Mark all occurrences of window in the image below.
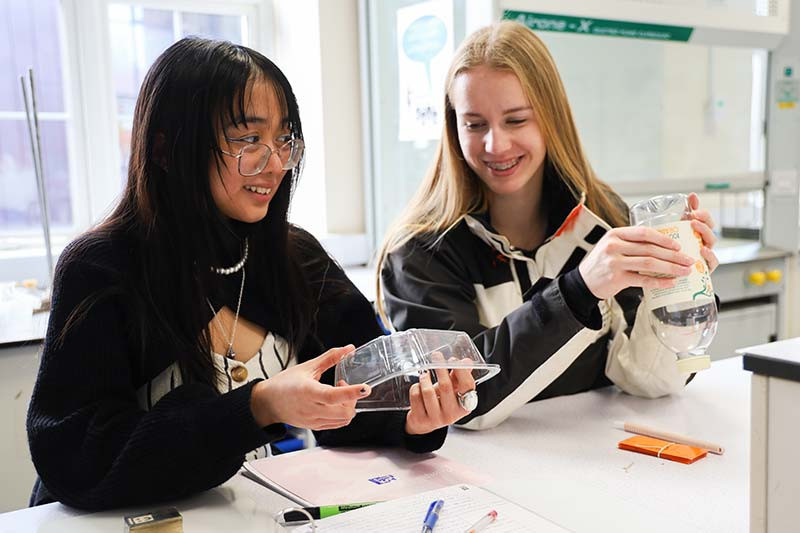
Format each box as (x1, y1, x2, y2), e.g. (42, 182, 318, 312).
(364, 0, 470, 247)
(1, 0, 348, 287)
(0, 0, 262, 257)
(0, 0, 74, 237)
(108, 4, 248, 181)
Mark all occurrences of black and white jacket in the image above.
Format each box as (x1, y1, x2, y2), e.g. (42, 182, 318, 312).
(382, 196, 688, 430)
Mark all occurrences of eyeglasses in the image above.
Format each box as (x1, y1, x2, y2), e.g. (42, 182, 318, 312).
(221, 138, 305, 176)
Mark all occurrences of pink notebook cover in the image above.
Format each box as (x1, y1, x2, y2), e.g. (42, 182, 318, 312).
(242, 447, 492, 506)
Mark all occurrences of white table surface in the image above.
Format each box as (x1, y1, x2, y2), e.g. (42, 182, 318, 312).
(439, 356, 749, 533)
(736, 336, 800, 360)
(0, 472, 295, 533)
(0, 357, 750, 533)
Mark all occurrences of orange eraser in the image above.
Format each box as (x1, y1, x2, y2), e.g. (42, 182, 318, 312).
(618, 435, 707, 464)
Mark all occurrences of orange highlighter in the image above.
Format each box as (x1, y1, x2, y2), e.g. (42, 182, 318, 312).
(464, 510, 497, 533)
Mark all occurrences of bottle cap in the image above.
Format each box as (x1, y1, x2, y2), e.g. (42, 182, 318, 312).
(676, 354, 711, 374)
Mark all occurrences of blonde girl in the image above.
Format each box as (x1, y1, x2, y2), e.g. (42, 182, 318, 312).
(377, 21, 718, 430)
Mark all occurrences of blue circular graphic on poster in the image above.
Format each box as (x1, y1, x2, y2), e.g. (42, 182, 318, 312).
(402, 15, 447, 63)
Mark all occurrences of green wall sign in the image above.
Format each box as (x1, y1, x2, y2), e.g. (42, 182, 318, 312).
(504, 10, 694, 42)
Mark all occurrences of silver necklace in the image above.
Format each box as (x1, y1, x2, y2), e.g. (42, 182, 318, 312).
(207, 265, 246, 359)
(211, 237, 249, 275)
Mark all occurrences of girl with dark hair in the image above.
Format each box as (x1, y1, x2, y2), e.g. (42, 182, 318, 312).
(26, 38, 474, 511)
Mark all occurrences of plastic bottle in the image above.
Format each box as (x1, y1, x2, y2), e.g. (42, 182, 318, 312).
(629, 193, 717, 373)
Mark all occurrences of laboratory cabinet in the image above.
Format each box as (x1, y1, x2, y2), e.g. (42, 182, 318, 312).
(741, 338, 800, 533)
(710, 244, 789, 360)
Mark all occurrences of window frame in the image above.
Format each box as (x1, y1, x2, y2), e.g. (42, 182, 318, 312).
(0, 2, 88, 242)
(2, 0, 372, 284)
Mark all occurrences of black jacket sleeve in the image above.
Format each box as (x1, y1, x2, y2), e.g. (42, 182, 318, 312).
(26, 242, 284, 510)
(382, 238, 606, 430)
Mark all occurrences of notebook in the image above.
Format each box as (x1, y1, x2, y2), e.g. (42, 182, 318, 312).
(241, 447, 491, 506)
(291, 484, 571, 532)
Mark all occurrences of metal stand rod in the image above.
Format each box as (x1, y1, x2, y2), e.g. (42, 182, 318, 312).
(20, 68, 54, 288)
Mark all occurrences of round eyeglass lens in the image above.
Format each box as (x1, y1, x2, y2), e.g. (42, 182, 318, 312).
(238, 140, 304, 176)
(280, 139, 304, 170)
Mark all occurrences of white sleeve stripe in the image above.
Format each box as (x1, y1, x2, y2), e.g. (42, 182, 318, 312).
(461, 326, 600, 430)
(604, 298, 686, 398)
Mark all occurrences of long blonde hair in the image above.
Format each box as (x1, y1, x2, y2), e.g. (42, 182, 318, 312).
(375, 21, 627, 326)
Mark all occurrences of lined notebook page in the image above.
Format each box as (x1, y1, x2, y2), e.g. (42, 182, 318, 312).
(292, 484, 571, 532)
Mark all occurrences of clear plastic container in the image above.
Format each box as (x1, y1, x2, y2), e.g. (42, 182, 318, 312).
(334, 329, 500, 411)
(629, 193, 717, 373)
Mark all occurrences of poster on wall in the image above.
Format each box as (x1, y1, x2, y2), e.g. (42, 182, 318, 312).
(396, 0, 453, 142)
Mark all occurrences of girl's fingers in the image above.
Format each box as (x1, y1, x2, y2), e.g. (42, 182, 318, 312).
(618, 242, 695, 265)
(445, 357, 477, 393)
(688, 192, 717, 229)
(310, 345, 355, 375)
(313, 416, 355, 425)
(451, 366, 476, 393)
(314, 421, 351, 431)
(446, 357, 462, 395)
(450, 358, 476, 393)
(614, 226, 680, 250)
(628, 273, 678, 290)
(431, 365, 459, 412)
(690, 208, 714, 228)
(701, 246, 719, 273)
(408, 383, 424, 415)
(313, 382, 370, 405)
(310, 401, 357, 421)
(622, 256, 693, 277)
(418, 370, 441, 420)
(691, 220, 717, 248)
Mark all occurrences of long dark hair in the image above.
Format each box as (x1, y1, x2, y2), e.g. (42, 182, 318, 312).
(61, 38, 314, 386)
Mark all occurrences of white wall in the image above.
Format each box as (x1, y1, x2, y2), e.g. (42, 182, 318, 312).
(788, 256, 799, 337)
(273, 0, 327, 236)
(662, 46, 755, 179)
(319, 0, 366, 234)
(274, 0, 366, 236)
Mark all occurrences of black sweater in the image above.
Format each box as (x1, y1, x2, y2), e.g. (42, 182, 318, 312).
(27, 227, 445, 510)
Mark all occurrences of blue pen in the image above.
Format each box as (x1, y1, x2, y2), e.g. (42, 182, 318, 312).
(421, 499, 444, 533)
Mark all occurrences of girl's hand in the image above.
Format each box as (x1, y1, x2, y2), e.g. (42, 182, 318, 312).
(578, 226, 696, 300)
(250, 345, 371, 431)
(405, 355, 477, 435)
(688, 192, 720, 273)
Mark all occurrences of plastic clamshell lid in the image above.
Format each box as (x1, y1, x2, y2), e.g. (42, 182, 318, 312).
(334, 329, 500, 411)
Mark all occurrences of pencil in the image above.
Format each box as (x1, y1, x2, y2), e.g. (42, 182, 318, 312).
(613, 421, 724, 455)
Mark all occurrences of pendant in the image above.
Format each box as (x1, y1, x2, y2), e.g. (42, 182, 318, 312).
(231, 366, 248, 383)
(226, 347, 236, 359)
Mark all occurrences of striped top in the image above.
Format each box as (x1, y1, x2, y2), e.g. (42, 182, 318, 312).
(136, 332, 295, 461)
